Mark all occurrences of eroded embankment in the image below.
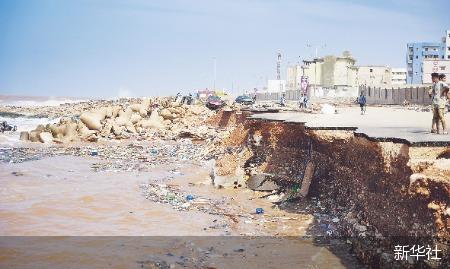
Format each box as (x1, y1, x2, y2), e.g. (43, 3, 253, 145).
(212, 111, 450, 268)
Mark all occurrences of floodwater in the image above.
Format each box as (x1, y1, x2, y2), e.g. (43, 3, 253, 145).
(0, 155, 362, 268)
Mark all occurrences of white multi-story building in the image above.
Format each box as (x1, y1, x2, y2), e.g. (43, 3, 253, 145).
(423, 59, 450, 84)
(391, 68, 407, 85)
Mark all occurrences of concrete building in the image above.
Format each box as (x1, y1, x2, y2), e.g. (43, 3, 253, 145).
(423, 59, 450, 84)
(301, 51, 358, 96)
(357, 66, 392, 87)
(391, 68, 407, 85)
(322, 51, 358, 89)
(286, 65, 302, 91)
(406, 30, 449, 84)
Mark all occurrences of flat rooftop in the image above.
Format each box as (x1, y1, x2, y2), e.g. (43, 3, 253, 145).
(250, 107, 450, 146)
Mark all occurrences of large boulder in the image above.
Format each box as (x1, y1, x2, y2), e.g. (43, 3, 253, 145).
(159, 108, 177, 120)
(139, 110, 164, 129)
(39, 132, 54, 143)
(29, 130, 41, 142)
(115, 108, 133, 126)
(112, 124, 125, 136)
(80, 111, 105, 131)
(130, 113, 142, 124)
(130, 104, 148, 117)
(19, 131, 29, 141)
(77, 121, 98, 141)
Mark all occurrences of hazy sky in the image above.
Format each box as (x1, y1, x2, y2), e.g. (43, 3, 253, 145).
(0, 0, 449, 98)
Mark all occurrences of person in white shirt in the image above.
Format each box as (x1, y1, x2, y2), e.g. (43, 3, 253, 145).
(429, 73, 450, 134)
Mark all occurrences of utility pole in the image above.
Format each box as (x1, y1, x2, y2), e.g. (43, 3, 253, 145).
(277, 52, 281, 80)
(213, 57, 217, 92)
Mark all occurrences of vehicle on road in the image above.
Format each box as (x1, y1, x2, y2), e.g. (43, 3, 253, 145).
(234, 95, 254, 105)
(205, 96, 225, 110)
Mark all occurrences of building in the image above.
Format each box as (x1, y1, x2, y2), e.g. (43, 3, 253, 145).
(286, 65, 302, 91)
(266, 79, 285, 93)
(322, 51, 358, 90)
(446, 30, 450, 60)
(406, 30, 449, 84)
(357, 66, 392, 87)
(423, 59, 450, 84)
(300, 51, 358, 96)
(391, 68, 407, 85)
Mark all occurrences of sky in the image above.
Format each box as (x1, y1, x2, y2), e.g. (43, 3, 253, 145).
(0, 0, 449, 98)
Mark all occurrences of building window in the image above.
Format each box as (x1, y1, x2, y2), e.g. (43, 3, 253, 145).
(425, 47, 429, 51)
(441, 66, 446, 71)
(416, 56, 418, 59)
(370, 68, 373, 72)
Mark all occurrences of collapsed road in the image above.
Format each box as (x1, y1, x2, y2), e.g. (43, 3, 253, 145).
(210, 108, 449, 268)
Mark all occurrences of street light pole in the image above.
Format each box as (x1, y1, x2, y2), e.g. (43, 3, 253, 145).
(213, 57, 217, 92)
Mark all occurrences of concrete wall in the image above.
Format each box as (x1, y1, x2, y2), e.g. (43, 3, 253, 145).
(359, 85, 432, 105)
(255, 90, 303, 102)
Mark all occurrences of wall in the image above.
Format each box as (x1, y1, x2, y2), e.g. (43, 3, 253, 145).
(359, 85, 432, 105)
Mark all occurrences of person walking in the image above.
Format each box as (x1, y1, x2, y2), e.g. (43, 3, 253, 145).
(280, 94, 286, 107)
(299, 94, 305, 108)
(303, 95, 309, 109)
(358, 92, 367, 115)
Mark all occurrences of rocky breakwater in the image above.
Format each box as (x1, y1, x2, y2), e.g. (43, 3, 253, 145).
(20, 98, 216, 144)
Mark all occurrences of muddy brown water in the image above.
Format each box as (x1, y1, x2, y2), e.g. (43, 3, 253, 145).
(0, 155, 362, 268)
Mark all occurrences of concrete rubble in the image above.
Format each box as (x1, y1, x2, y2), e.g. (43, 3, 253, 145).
(13, 97, 217, 144)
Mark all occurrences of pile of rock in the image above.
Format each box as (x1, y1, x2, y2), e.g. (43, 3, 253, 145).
(20, 98, 215, 143)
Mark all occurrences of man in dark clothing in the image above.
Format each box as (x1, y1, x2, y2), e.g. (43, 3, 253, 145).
(358, 92, 367, 115)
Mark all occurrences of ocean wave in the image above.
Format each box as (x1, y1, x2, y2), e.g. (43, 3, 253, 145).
(0, 99, 86, 107)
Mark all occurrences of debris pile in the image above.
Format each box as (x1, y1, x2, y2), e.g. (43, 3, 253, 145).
(19, 98, 216, 143)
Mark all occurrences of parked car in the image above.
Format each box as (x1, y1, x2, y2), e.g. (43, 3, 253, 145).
(205, 96, 225, 110)
(235, 95, 254, 105)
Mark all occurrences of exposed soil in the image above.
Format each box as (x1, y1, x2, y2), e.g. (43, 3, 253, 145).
(210, 111, 450, 268)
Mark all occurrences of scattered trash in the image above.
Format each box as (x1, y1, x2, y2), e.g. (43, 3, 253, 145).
(255, 208, 264, 214)
(90, 149, 98, 156)
(186, 194, 194, 201)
